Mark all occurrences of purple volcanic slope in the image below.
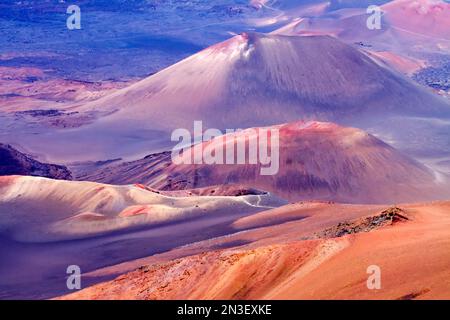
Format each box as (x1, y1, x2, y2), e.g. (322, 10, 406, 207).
(74, 121, 450, 204)
(275, 0, 450, 55)
(82, 32, 450, 131)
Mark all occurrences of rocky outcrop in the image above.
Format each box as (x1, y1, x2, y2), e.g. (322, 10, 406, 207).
(0, 143, 72, 180)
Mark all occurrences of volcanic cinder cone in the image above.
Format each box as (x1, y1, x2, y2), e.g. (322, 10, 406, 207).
(80, 121, 450, 204)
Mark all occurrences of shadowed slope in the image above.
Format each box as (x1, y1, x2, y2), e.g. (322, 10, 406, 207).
(3, 32, 449, 163)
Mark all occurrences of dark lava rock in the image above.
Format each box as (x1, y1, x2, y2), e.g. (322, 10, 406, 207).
(0, 143, 72, 180)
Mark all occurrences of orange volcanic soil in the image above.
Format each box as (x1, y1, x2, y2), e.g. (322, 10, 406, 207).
(61, 201, 450, 300)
